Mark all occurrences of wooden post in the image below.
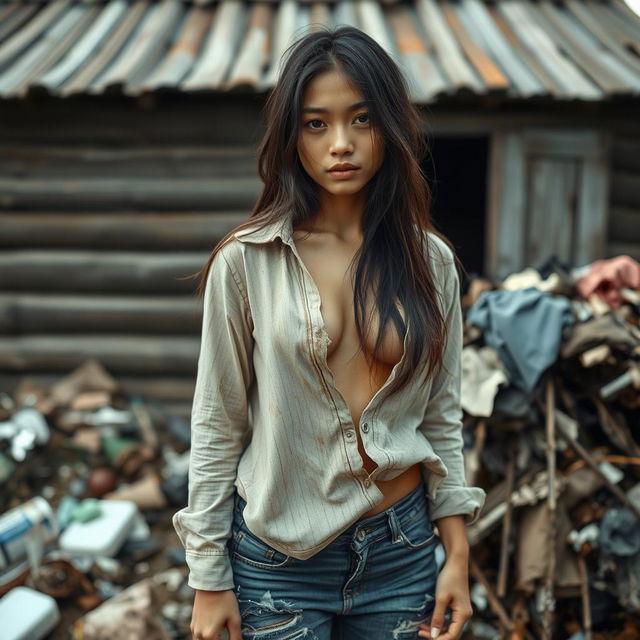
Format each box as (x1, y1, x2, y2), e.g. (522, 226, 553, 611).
(577, 554, 592, 640)
(497, 436, 516, 598)
(542, 374, 556, 638)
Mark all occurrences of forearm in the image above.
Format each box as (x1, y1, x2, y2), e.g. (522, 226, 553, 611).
(434, 513, 469, 561)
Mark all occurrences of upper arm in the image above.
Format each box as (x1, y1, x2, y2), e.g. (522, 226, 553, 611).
(194, 242, 255, 421)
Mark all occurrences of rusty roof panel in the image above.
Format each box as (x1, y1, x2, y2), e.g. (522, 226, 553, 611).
(536, 0, 640, 94)
(0, 4, 41, 43)
(441, 1, 510, 91)
(0, 0, 72, 69)
(183, 0, 244, 90)
(61, 0, 148, 96)
(495, 1, 600, 98)
(457, 0, 545, 96)
(0, 0, 638, 101)
(35, 0, 129, 92)
(0, 3, 100, 96)
(226, 2, 272, 89)
(141, 5, 214, 90)
(416, 0, 483, 93)
(261, 0, 297, 89)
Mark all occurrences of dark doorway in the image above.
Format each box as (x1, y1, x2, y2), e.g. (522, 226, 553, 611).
(422, 136, 489, 279)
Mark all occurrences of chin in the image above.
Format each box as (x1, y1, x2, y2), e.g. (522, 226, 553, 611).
(325, 185, 363, 195)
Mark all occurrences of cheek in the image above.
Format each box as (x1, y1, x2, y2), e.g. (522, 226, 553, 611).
(297, 141, 310, 172)
(298, 139, 322, 173)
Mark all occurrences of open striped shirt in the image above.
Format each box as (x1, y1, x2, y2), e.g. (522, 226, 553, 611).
(172, 216, 486, 591)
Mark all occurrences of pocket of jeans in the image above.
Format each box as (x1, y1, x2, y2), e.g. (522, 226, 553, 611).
(231, 523, 294, 570)
(395, 511, 436, 550)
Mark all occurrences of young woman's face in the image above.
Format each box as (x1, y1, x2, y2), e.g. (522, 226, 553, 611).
(297, 69, 384, 196)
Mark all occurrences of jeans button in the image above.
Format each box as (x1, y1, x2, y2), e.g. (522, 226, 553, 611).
(356, 529, 366, 541)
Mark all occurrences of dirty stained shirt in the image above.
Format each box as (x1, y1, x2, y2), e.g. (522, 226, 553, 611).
(172, 216, 486, 592)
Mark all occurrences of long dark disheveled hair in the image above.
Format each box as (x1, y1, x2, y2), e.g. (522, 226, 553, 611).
(191, 24, 463, 403)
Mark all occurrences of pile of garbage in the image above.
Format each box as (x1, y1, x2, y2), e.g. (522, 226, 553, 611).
(0, 359, 194, 639)
(0, 253, 638, 639)
(460, 254, 640, 639)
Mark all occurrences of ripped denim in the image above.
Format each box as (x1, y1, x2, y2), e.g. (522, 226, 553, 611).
(229, 478, 439, 639)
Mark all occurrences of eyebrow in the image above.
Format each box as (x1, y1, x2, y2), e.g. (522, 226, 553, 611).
(301, 100, 369, 114)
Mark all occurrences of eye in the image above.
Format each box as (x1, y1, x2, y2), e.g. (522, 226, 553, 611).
(304, 119, 324, 130)
(303, 113, 371, 130)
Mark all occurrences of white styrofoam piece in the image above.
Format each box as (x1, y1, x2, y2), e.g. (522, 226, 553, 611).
(0, 586, 60, 640)
(58, 500, 138, 557)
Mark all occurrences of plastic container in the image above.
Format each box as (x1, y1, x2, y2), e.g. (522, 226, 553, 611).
(58, 499, 138, 557)
(0, 497, 58, 570)
(0, 586, 60, 640)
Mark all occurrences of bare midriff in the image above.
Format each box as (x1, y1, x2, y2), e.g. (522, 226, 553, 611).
(292, 225, 423, 518)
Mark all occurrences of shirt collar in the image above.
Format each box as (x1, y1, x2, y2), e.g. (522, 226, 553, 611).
(234, 216, 293, 246)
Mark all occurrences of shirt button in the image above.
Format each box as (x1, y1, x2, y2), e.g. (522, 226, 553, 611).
(345, 430, 355, 439)
(363, 478, 371, 488)
(361, 422, 369, 433)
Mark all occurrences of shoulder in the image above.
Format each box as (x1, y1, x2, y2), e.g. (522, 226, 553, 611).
(202, 238, 251, 301)
(214, 235, 245, 265)
(411, 223, 454, 264)
(416, 228, 460, 305)
(209, 235, 254, 282)
(414, 227, 456, 283)
(423, 230, 455, 268)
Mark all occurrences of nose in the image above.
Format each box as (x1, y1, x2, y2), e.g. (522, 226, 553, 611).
(330, 125, 353, 155)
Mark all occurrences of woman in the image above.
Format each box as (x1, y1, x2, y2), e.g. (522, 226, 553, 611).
(173, 25, 486, 640)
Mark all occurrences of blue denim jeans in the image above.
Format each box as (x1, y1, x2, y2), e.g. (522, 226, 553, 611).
(229, 479, 438, 639)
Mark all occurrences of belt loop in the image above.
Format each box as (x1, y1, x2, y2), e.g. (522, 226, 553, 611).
(387, 509, 402, 544)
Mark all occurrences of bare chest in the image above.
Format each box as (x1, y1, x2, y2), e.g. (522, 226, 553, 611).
(292, 236, 406, 367)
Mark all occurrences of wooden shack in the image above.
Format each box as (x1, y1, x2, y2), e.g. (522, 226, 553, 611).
(1, 0, 639, 416)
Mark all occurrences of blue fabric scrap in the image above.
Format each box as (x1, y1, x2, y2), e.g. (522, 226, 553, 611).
(466, 287, 574, 393)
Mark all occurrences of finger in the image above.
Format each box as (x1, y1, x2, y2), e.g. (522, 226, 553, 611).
(438, 622, 462, 640)
(437, 611, 470, 640)
(429, 598, 448, 638)
(418, 623, 450, 639)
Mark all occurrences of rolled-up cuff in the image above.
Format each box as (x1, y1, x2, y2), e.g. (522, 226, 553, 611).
(429, 486, 486, 525)
(185, 550, 234, 592)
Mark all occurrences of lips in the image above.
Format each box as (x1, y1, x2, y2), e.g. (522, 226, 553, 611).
(328, 164, 360, 172)
(327, 167, 359, 180)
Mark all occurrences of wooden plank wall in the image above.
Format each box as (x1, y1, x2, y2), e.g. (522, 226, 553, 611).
(1, 96, 638, 418)
(607, 132, 640, 261)
(0, 96, 265, 419)
(486, 128, 610, 280)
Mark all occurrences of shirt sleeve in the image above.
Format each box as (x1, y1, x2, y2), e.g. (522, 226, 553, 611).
(419, 257, 486, 525)
(172, 245, 254, 591)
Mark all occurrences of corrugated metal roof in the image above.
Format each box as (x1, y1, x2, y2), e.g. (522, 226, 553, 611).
(0, 0, 638, 101)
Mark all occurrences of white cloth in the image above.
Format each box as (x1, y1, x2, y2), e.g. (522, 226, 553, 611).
(461, 345, 508, 417)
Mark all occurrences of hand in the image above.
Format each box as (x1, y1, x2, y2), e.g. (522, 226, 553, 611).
(191, 589, 242, 640)
(418, 556, 473, 639)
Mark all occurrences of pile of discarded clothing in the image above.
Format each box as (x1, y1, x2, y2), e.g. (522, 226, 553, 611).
(460, 254, 640, 639)
(0, 359, 194, 639)
(0, 253, 638, 640)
